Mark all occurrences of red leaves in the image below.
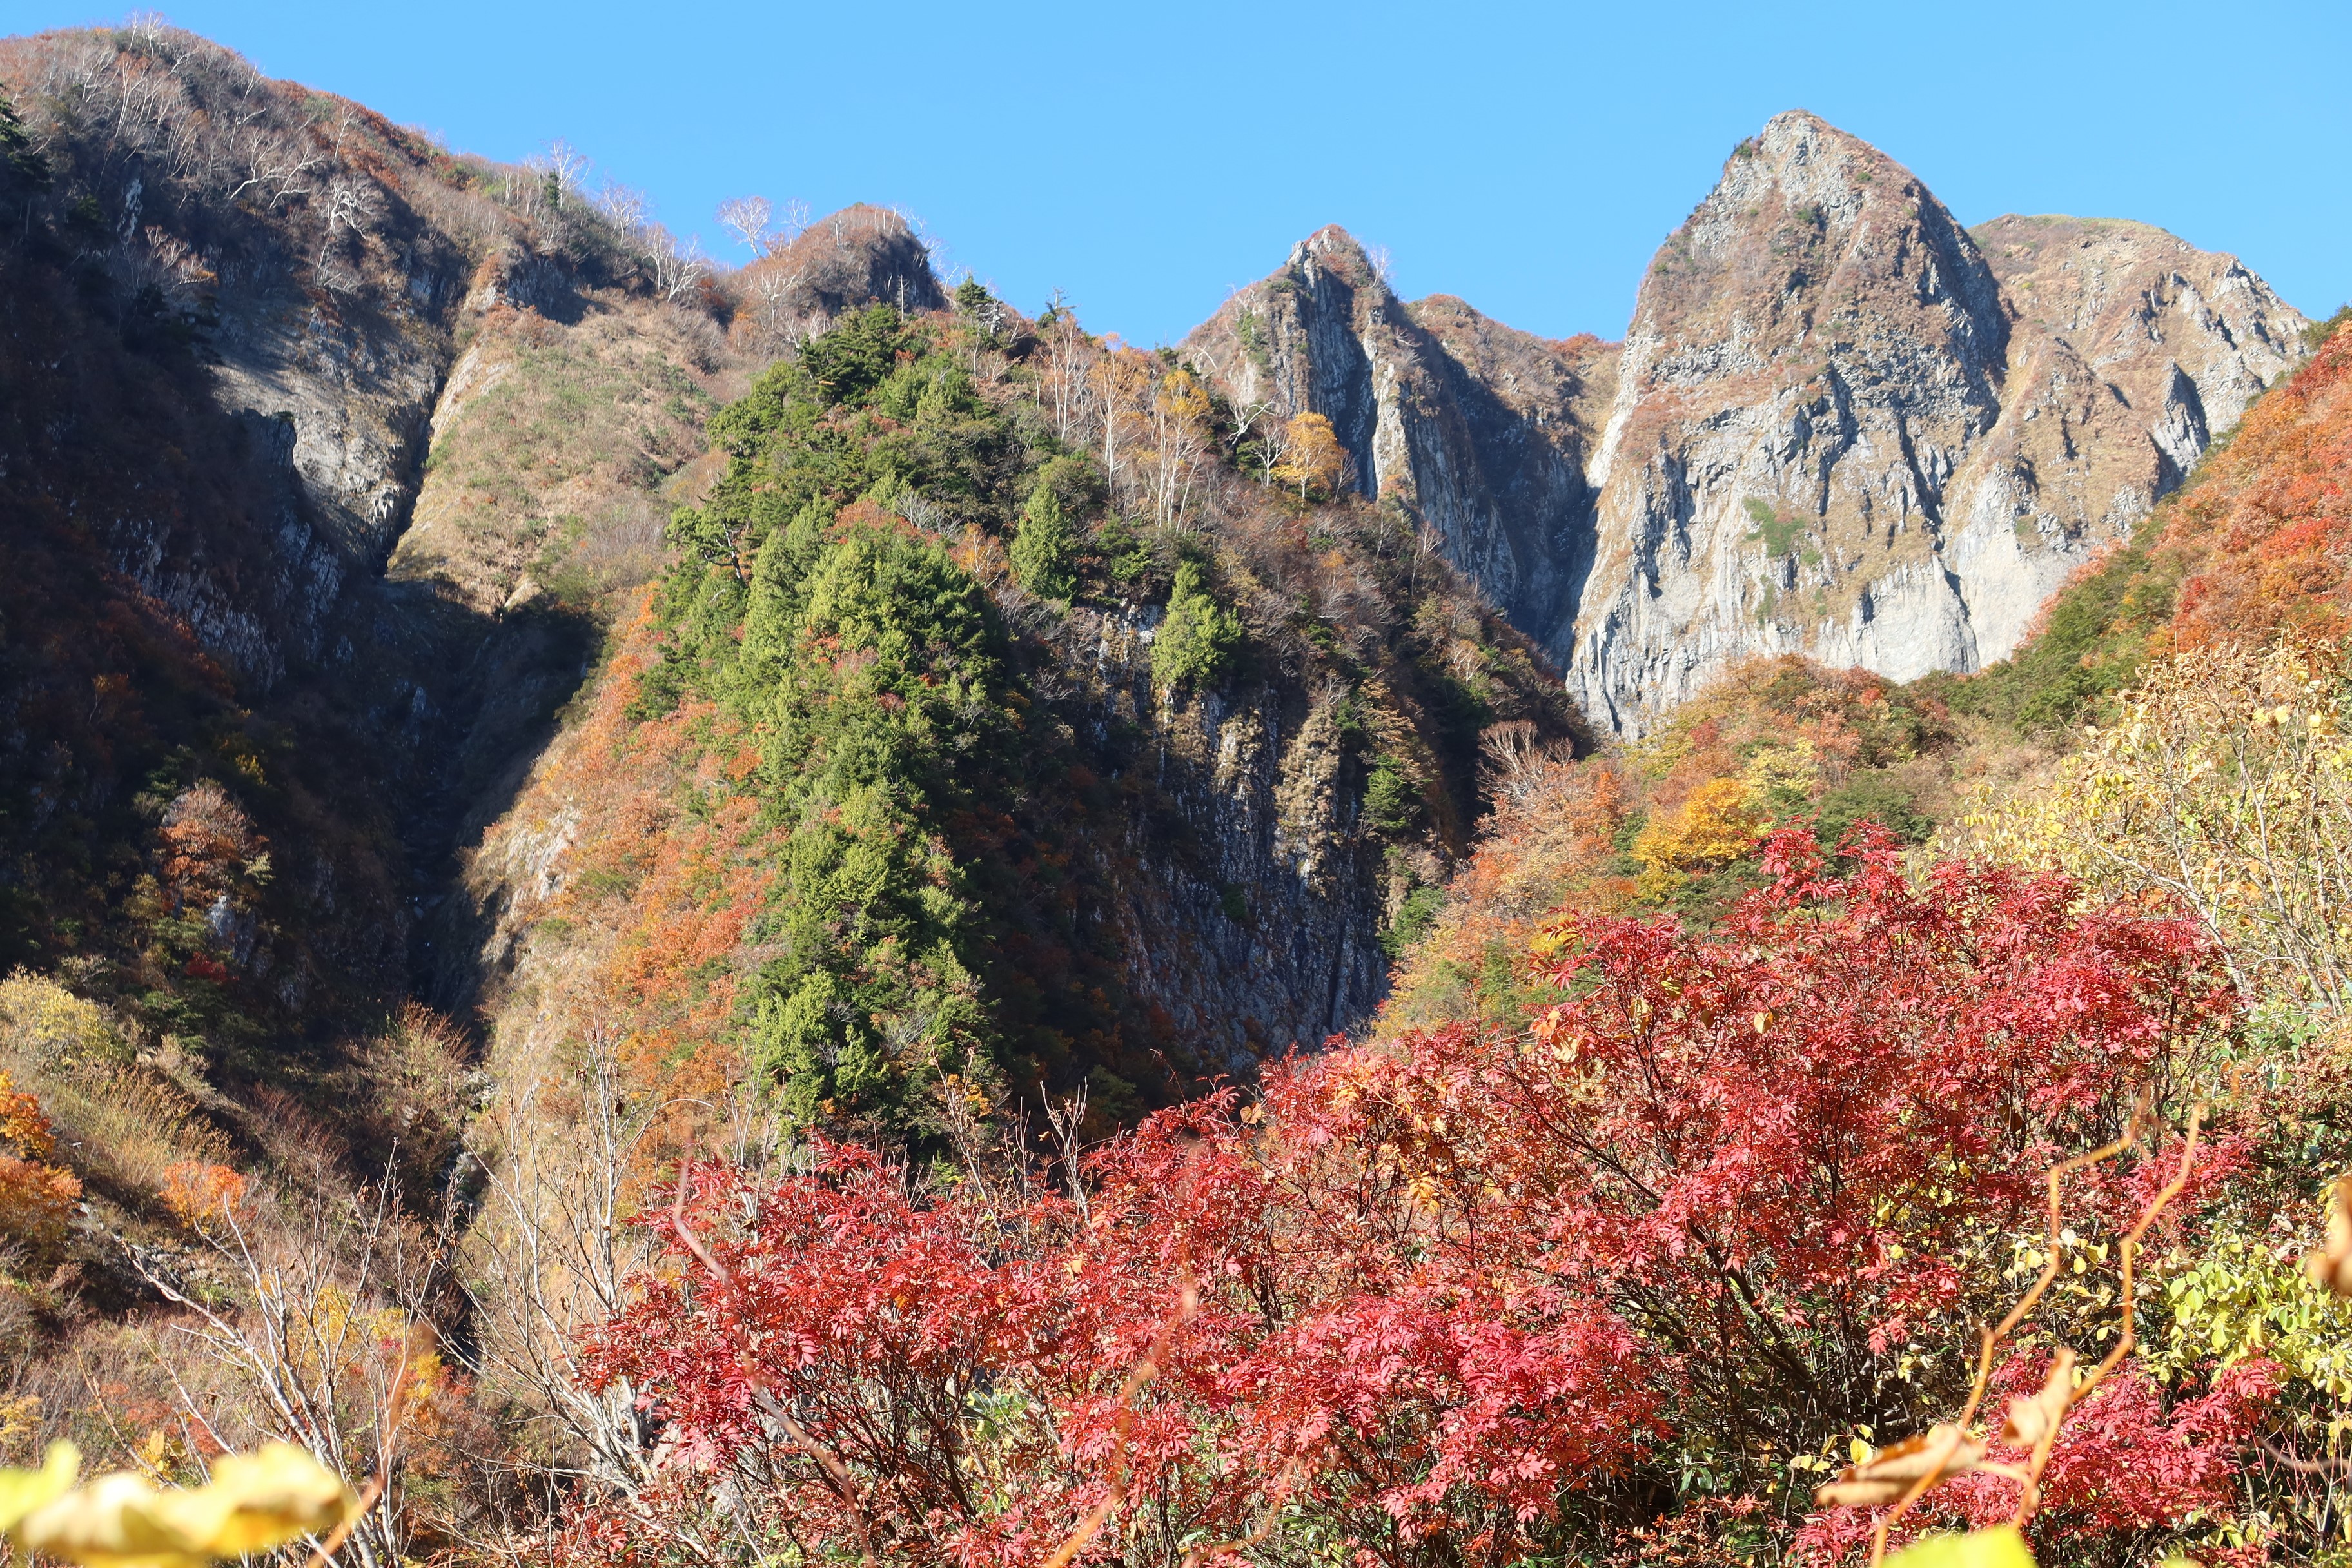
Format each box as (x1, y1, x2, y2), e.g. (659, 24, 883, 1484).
(1797, 1357, 2280, 1562)
(582, 835, 2242, 1562)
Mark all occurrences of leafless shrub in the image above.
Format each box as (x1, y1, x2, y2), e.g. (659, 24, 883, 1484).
(132, 1170, 442, 1568)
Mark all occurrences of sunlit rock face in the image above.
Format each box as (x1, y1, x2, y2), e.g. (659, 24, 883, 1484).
(1191, 112, 2308, 735)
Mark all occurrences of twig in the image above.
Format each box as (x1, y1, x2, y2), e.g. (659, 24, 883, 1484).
(1861, 1106, 2206, 1567)
(1180, 1456, 1307, 1567)
(1043, 1272, 1202, 1568)
(667, 1162, 881, 1568)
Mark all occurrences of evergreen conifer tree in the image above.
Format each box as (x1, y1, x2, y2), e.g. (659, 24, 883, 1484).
(1010, 478, 1079, 600)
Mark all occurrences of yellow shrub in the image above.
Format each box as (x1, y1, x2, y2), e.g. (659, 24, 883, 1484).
(1959, 638, 2352, 1011)
(0, 974, 123, 1074)
(1633, 776, 1767, 896)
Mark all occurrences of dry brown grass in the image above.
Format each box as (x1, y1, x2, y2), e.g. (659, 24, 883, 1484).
(0, 972, 230, 1209)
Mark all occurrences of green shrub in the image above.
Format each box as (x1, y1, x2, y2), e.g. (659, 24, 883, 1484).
(1813, 772, 1932, 848)
(1362, 757, 1420, 835)
(1380, 883, 1443, 959)
(2304, 304, 2351, 353)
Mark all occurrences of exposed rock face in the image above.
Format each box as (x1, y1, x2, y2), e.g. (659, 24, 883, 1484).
(1184, 230, 1615, 654)
(1188, 113, 2308, 734)
(1050, 607, 1392, 1061)
(1570, 116, 2307, 730)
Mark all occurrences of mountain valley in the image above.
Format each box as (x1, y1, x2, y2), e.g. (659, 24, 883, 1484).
(0, 18, 2345, 1567)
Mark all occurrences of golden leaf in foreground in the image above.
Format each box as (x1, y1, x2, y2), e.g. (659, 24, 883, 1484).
(2304, 1173, 2352, 1296)
(0, 1440, 79, 1533)
(1883, 1524, 2035, 1568)
(1815, 1424, 1986, 1509)
(14, 1440, 357, 1568)
(1999, 1347, 2077, 1451)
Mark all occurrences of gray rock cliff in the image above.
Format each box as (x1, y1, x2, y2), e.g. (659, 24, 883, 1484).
(1187, 113, 2309, 735)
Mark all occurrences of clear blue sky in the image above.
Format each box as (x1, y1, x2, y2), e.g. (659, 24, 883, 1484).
(21, 1, 2352, 344)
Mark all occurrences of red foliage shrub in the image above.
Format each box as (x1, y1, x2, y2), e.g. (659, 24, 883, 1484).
(1796, 1357, 2278, 1563)
(581, 830, 2247, 1563)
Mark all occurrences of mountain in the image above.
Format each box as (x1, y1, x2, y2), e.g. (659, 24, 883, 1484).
(0, 23, 985, 1157)
(1188, 112, 2308, 732)
(4, 21, 2351, 1562)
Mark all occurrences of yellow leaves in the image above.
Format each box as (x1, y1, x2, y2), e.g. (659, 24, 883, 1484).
(1814, 1424, 1986, 1510)
(11, 1441, 356, 1568)
(1155, 369, 1211, 427)
(1740, 738, 1820, 803)
(1527, 922, 1571, 962)
(1952, 637, 2352, 1009)
(1632, 776, 1767, 888)
(1269, 413, 1348, 499)
(0, 1442, 78, 1534)
(1883, 1525, 2035, 1568)
(2304, 1173, 2352, 1297)
(0, 969, 124, 1070)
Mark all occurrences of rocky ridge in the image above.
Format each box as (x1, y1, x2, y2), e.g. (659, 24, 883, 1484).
(1188, 112, 2309, 733)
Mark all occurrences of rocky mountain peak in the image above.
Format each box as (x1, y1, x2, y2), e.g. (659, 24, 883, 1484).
(1620, 109, 2006, 406)
(1285, 224, 1386, 288)
(1181, 112, 2309, 736)
(1571, 113, 2305, 730)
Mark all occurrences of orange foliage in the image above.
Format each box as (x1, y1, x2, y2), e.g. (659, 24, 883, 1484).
(161, 1161, 250, 1228)
(2165, 324, 2352, 650)
(484, 595, 780, 1171)
(0, 1073, 57, 1164)
(1382, 657, 1955, 1036)
(157, 779, 264, 914)
(1379, 752, 1634, 1034)
(0, 1073, 79, 1249)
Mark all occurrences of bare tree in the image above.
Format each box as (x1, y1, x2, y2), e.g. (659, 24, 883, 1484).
(776, 197, 810, 246)
(1040, 300, 1099, 446)
(647, 225, 709, 304)
(452, 1028, 665, 1502)
(224, 117, 322, 209)
(715, 194, 772, 256)
(748, 264, 820, 355)
(594, 181, 651, 244)
(132, 1175, 436, 1568)
(539, 139, 591, 204)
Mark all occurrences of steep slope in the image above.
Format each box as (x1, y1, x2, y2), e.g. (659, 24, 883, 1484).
(733, 203, 946, 350)
(0, 24, 926, 1170)
(1948, 309, 2352, 728)
(0, 24, 500, 1044)
(1184, 230, 1616, 650)
(1384, 311, 2352, 1042)
(1190, 113, 2307, 736)
(462, 299, 1578, 1145)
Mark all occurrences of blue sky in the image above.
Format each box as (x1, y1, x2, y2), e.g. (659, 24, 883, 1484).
(21, 1, 2352, 344)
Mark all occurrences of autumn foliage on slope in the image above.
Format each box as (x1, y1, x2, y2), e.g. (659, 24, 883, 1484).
(2164, 320, 2352, 652)
(1957, 317, 2352, 730)
(580, 831, 2261, 1565)
(1383, 660, 1959, 1034)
